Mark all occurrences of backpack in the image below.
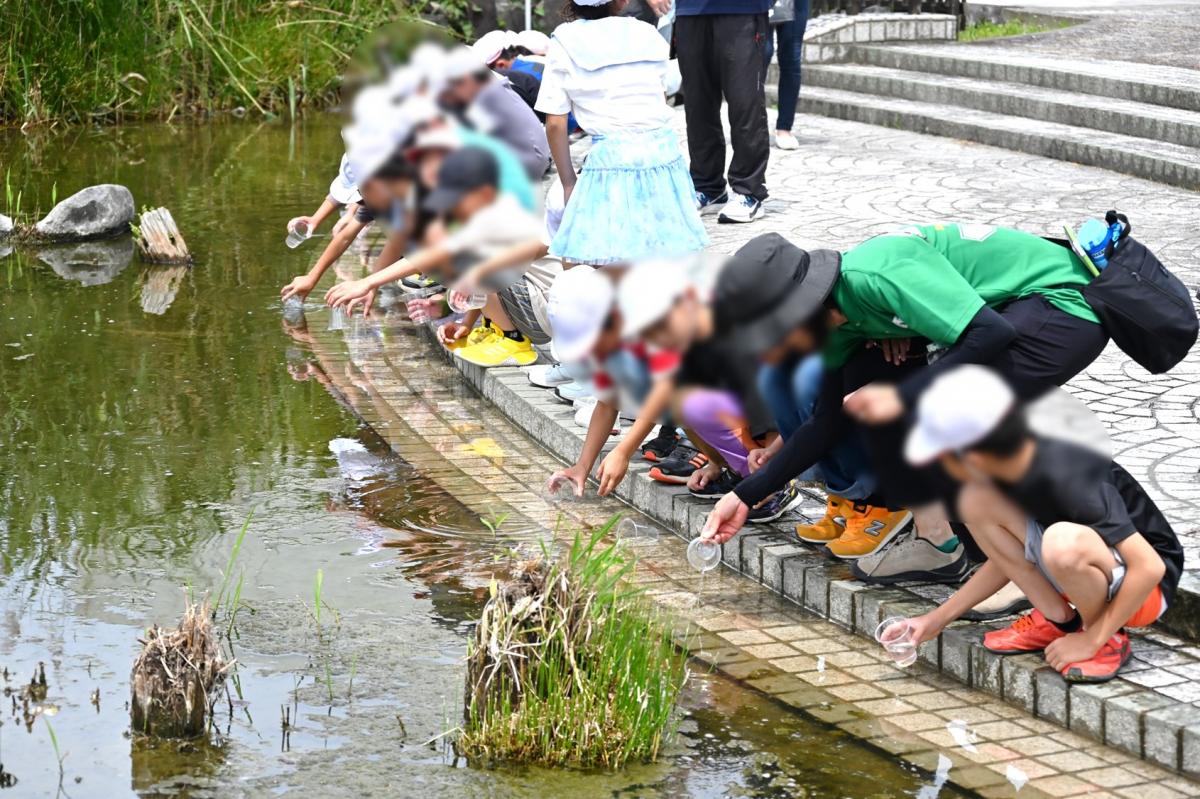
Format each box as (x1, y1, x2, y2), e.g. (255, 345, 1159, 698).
(1055, 212, 1198, 374)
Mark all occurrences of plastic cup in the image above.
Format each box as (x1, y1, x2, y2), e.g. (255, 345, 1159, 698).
(285, 220, 311, 249)
(446, 289, 488, 314)
(405, 287, 443, 324)
(616, 518, 660, 543)
(874, 616, 918, 668)
(328, 306, 347, 331)
(687, 537, 721, 573)
(543, 473, 582, 503)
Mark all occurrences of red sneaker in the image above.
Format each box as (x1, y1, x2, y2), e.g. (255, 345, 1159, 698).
(1062, 631, 1132, 684)
(982, 610, 1067, 654)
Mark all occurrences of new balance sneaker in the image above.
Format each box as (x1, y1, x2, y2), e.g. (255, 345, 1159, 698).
(401, 273, 444, 292)
(553, 381, 592, 404)
(1062, 631, 1131, 683)
(446, 320, 499, 351)
(849, 529, 971, 585)
(747, 481, 805, 524)
(717, 192, 764, 224)
(694, 189, 729, 216)
(641, 426, 681, 462)
(982, 610, 1066, 655)
(825, 504, 912, 560)
(527, 362, 575, 388)
(963, 582, 1032, 623)
(796, 494, 848, 543)
(689, 469, 741, 500)
(649, 445, 709, 485)
(454, 333, 538, 368)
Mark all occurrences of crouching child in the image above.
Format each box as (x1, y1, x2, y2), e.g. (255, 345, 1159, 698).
(898, 365, 1183, 682)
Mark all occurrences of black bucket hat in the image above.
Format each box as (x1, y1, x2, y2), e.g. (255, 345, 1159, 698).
(714, 233, 841, 356)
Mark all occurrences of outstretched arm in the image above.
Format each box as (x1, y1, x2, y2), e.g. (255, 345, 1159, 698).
(282, 215, 366, 301)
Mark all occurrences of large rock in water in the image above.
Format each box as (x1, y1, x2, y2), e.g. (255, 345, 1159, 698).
(34, 184, 134, 241)
(0, 213, 12, 238)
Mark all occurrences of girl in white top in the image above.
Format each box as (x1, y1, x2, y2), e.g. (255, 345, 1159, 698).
(535, 0, 707, 266)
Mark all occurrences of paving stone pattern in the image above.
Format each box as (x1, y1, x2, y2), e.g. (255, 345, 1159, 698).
(303, 304, 1200, 798)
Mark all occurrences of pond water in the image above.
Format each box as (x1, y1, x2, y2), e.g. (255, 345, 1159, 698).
(0, 120, 964, 798)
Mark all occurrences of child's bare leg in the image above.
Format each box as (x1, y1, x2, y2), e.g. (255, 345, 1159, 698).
(483, 294, 515, 332)
(1040, 523, 1117, 624)
(958, 482, 1073, 622)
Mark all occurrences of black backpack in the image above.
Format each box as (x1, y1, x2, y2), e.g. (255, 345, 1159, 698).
(1055, 212, 1198, 374)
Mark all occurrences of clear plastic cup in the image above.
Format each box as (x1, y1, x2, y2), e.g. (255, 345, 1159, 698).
(328, 306, 347, 331)
(687, 537, 721, 573)
(543, 473, 582, 503)
(285, 220, 311, 249)
(446, 289, 488, 314)
(405, 287, 443, 324)
(616, 518, 660, 543)
(874, 616, 918, 668)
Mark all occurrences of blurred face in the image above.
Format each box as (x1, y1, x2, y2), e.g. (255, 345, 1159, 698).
(360, 176, 410, 212)
(643, 292, 700, 352)
(591, 311, 622, 359)
(450, 185, 497, 221)
(418, 150, 447, 189)
(446, 75, 483, 107)
(761, 327, 818, 366)
(939, 451, 1000, 484)
(491, 56, 514, 71)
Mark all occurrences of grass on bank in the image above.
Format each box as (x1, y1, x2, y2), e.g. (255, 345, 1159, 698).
(958, 18, 1073, 42)
(0, 1, 452, 127)
(459, 521, 687, 769)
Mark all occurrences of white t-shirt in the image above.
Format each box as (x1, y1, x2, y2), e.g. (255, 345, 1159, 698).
(535, 17, 675, 136)
(442, 194, 556, 289)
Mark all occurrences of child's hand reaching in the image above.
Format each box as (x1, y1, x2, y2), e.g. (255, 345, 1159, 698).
(281, 274, 318, 302)
(438, 321, 470, 347)
(325, 278, 376, 315)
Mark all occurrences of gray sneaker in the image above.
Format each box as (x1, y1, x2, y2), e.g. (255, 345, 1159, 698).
(850, 530, 970, 585)
(962, 581, 1032, 622)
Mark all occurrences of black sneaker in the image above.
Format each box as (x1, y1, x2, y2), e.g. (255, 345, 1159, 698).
(648, 445, 709, 485)
(747, 481, 805, 524)
(641, 426, 681, 462)
(689, 469, 741, 500)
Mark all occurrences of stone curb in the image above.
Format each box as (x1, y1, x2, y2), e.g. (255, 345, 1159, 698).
(436, 344, 1200, 777)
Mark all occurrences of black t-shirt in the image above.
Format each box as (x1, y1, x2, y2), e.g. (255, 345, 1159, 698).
(676, 338, 776, 442)
(999, 437, 1183, 605)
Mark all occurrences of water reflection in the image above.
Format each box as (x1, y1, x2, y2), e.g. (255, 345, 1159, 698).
(139, 264, 190, 315)
(37, 236, 134, 286)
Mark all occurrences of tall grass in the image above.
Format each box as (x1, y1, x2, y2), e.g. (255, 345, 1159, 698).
(0, 1, 433, 126)
(459, 522, 687, 768)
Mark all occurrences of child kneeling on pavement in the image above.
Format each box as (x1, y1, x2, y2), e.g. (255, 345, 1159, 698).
(899, 365, 1182, 682)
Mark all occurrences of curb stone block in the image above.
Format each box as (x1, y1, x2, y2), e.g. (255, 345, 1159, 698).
(940, 625, 976, 683)
(803, 565, 834, 616)
(1182, 724, 1200, 778)
(1069, 681, 1137, 741)
(829, 579, 869, 629)
(761, 543, 808, 593)
(1035, 667, 1070, 727)
(781, 556, 812, 605)
(854, 587, 913, 637)
(1143, 703, 1199, 770)
(969, 643, 1005, 696)
(1105, 691, 1177, 757)
(740, 532, 784, 581)
(1000, 655, 1042, 715)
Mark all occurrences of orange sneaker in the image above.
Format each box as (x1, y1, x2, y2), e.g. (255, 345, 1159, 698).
(983, 609, 1066, 655)
(1062, 631, 1131, 683)
(825, 504, 911, 560)
(796, 494, 848, 543)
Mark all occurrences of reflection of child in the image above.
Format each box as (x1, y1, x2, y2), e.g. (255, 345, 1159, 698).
(537, 1, 707, 265)
(900, 367, 1183, 684)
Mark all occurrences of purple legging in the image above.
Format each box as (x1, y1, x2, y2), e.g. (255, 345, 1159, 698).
(680, 388, 759, 478)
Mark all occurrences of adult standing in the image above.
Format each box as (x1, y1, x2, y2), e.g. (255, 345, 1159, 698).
(764, 0, 810, 150)
(668, 0, 771, 224)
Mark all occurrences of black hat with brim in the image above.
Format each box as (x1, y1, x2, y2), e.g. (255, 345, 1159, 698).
(422, 145, 499, 215)
(714, 233, 841, 356)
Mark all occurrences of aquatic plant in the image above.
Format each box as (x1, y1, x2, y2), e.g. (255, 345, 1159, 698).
(459, 522, 687, 769)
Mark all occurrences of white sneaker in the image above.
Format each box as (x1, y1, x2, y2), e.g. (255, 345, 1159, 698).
(526, 362, 574, 388)
(774, 131, 800, 150)
(717, 192, 764, 224)
(573, 397, 619, 434)
(553, 381, 592, 404)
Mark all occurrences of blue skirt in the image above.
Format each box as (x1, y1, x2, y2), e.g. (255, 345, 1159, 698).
(550, 128, 708, 266)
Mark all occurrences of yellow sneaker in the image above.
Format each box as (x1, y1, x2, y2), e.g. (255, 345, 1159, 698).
(825, 503, 912, 560)
(796, 494, 848, 543)
(446, 321, 499, 351)
(455, 331, 538, 367)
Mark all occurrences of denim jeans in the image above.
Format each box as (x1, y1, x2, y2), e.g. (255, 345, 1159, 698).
(762, 1, 810, 133)
(757, 354, 875, 501)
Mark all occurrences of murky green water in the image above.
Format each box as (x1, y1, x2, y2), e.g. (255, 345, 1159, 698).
(0, 121, 961, 797)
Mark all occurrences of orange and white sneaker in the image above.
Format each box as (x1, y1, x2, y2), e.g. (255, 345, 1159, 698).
(824, 504, 912, 560)
(983, 609, 1066, 654)
(1061, 631, 1131, 683)
(796, 494, 848, 543)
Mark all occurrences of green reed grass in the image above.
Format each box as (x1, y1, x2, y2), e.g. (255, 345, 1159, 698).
(459, 521, 687, 769)
(958, 18, 1072, 42)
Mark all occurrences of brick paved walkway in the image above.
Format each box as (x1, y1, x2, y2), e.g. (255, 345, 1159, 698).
(703, 110, 1200, 574)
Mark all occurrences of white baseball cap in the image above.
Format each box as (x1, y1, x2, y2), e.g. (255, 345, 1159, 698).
(444, 45, 487, 82)
(616, 258, 692, 341)
(904, 365, 1016, 466)
(387, 65, 420, 102)
(515, 30, 550, 55)
(547, 267, 615, 363)
(345, 129, 401, 190)
(473, 30, 517, 66)
(329, 153, 362, 205)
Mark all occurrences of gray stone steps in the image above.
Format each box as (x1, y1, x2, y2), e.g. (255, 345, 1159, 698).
(852, 43, 1200, 113)
(795, 85, 1200, 190)
(804, 63, 1200, 149)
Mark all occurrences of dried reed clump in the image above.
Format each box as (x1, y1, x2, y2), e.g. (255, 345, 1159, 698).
(130, 598, 231, 738)
(460, 524, 687, 769)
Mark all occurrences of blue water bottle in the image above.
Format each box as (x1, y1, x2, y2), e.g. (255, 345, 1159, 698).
(1077, 218, 1114, 269)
